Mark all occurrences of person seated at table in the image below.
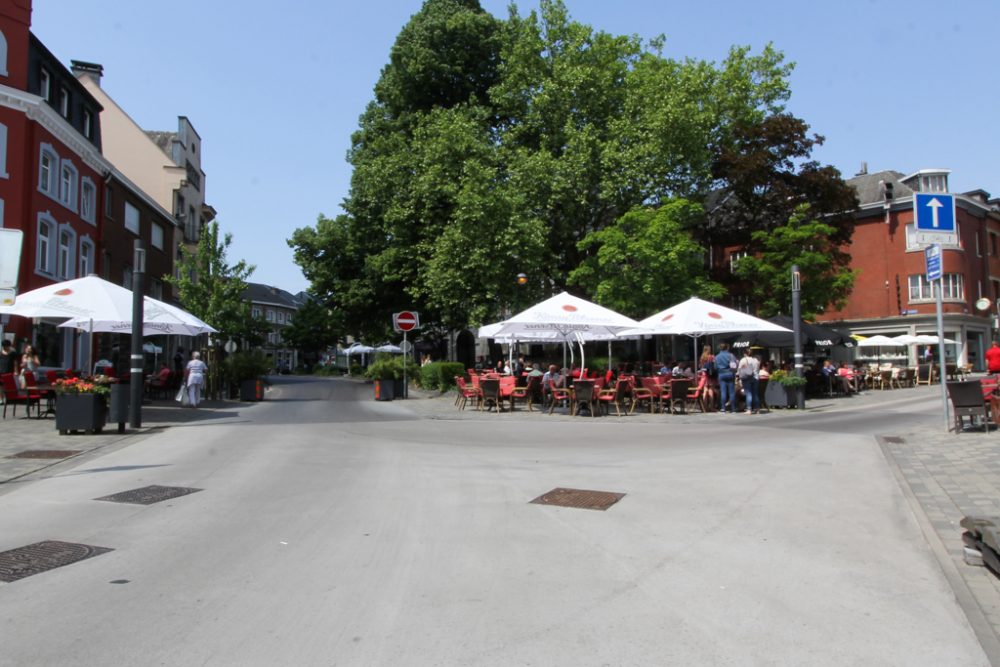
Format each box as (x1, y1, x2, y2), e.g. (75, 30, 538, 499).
(147, 362, 172, 394)
(570, 366, 582, 381)
(837, 362, 859, 394)
(673, 362, 695, 379)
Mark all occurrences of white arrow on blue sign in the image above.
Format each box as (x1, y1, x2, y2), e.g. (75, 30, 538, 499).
(925, 243, 942, 281)
(914, 193, 956, 232)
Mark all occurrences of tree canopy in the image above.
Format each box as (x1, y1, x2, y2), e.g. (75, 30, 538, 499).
(167, 221, 264, 346)
(289, 0, 855, 340)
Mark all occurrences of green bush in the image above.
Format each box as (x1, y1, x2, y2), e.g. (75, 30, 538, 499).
(364, 353, 419, 382)
(769, 369, 807, 388)
(419, 361, 465, 392)
(222, 350, 272, 386)
(314, 364, 340, 376)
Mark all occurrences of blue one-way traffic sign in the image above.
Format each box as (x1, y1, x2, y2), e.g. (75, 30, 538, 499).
(915, 193, 956, 232)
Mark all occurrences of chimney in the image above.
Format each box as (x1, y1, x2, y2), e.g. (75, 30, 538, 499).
(70, 60, 103, 87)
(857, 161, 868, 176)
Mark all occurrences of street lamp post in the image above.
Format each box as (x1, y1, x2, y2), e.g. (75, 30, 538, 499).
(791, 265, 805, 409)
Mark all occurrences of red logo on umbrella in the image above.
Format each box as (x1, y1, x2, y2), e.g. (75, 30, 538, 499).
(55, 289, 73, 296)
(661, 314, 674, 322)
(562, 305, 577, 312)
(708, 312, 722, 319)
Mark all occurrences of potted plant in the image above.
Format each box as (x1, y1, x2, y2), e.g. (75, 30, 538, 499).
(365, 354, 419, 400)
(764, 370, 807, 409)
(53, 375, 113, 434)
(223, 350, 272, 401)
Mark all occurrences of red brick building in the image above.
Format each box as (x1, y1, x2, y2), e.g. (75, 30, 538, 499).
(819, 168, 1000, 370)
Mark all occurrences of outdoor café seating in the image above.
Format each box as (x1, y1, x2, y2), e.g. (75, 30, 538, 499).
(598, 378, 630, 416)
(1, 372, 42, 419)
(547, 380, 572, 415)
(571, 380, 599, 417)
(947, 380, 992, 432)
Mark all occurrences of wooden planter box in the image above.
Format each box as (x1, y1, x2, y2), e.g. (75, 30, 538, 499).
(56, 393, 107, 434)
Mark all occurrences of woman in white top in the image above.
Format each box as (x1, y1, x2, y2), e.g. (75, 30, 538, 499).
(184, 351, 208, 408)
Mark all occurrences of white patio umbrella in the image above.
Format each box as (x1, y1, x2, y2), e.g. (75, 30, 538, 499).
(0, 275, 216, 371)
(374, 343, 403, 354)
(856, 334, 905, 363)
(623, 297, 790, 359)
(345, 343, 375, 374)
(913, 334, 958, 345)
(480, 292, 642, 373)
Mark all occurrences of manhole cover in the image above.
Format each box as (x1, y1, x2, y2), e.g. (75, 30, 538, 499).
(8, 450, 82, 459)
(883, 436, 905, 444)
(530, 487, 625, 511)
(95, 485, 202, 505)
(0, 540, 113, 582)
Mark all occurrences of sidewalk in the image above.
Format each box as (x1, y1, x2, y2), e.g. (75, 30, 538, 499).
(0, 395, 244, 486)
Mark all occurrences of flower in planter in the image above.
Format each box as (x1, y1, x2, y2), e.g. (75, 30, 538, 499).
(53, 375, 118, 397)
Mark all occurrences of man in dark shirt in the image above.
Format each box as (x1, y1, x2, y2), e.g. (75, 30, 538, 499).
(0, 339, 16, 375)
(173, 347, 185, 376)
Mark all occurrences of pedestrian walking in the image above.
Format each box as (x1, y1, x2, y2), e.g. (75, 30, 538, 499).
(184, 351, 208, 408)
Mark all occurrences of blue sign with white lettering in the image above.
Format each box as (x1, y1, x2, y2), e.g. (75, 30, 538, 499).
(915, 193, 956, 232)
(925, 243, 942, 281)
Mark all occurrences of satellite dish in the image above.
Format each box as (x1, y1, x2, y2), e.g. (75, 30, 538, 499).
(976, 297, 992, 312)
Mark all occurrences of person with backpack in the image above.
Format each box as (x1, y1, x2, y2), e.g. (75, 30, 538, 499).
(714, 343, 737, 414)
(737, 347, 761, 414)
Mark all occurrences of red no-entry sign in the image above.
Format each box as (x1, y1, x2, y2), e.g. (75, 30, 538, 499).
(394, 311, 419, 332)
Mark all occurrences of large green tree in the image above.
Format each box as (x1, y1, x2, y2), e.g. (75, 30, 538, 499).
(167, 221, 264, 346)
(289, 0, 843, 338)
(733, 205, 857, 319)
(569, 201, 723, 319)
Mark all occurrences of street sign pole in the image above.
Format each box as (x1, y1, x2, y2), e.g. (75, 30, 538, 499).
(925, 243, 948, 431)
(935, 284, 948, 432)
(402, 330, 408, 399)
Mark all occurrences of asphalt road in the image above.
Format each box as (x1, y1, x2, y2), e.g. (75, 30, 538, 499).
(0, 376, 987, 666)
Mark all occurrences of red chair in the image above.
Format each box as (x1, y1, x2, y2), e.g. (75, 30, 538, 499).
(1, 373, 41, 419)
(598, 379, 631, 417)
(455, 376, 482, 411)
(547, 380, 572, 414)
(510, 375, 541, 412)
(634, 377, 663, 413)
(686, 374, 709, 413)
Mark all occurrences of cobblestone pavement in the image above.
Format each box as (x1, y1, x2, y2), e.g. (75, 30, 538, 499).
(4, 378, 1000, 663)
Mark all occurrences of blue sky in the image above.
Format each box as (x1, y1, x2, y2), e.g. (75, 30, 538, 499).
(32, 0, 1000, 295)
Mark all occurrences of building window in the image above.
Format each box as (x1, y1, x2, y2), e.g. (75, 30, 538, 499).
(0, 30, 7, 77)
(38, 144, 58, 198)
(124, 201, 140, 234)
(285, 312, 292, 324)
(266, 310, 275, 322)
(122, 265, 133, 290)
(57, 226, 76, 279)
(277, 311, 284, 324)
(0, 123, 7, 178)
(992, 234, 999, 257)
(59, 160, 78, 211)
(993, 280, 1000, 302)
(83, 110, 93, 140)
(80, 178, 96, 223)
(149, 279, 162, 300)
(105, 185, 114, 217)
(729, 250, 748, 273)
(80, 237, 94, 276)
(36, 216, 55, 276)
(151, 222, 164, 250)
(59, 87, 70, 118)
(909, 273, 965, 302)
(39, 68, 50, 100)
(252, 306, 262, 318)
(905, 223, 919, 250)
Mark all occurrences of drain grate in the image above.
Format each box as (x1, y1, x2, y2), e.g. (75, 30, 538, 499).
(530, 487, 625, 511)
(883, 436, 905, 444)
(8, 450, 82, 459)
(94, 485, 202, 505)
(0, 540, 113, 582)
